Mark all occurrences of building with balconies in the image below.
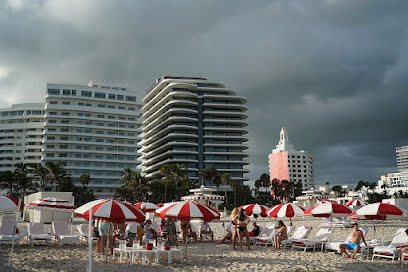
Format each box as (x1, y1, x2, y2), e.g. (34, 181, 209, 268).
(0, 81, 142, 199)
(141, 76, 249, 185)
(0, 103, 45, 171)
(43, 81, 143, 198)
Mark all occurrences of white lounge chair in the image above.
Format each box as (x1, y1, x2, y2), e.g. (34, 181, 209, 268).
(321, 218, 353, 229)
(325, 226, 368, 253)
(0, 214, 20, 248)
(52, 221, 80, 245)
(255, 229, 277, 247)
(280, 225, 312, 249)
(249, 225, 269, 244)
(77, 224, 97, 243)
(372, 228, 408, 263)
(27, 222, 52, 246)
(292, 228, 334, 252)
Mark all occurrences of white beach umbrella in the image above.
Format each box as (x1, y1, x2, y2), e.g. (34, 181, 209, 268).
(346, 199, 368, 209)
(0, 194, 24, 212)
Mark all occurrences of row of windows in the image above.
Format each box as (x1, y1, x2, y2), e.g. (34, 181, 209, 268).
(46, 153, 137, 160)
(47, 89, 136, 102)
(45, 136, 136, 145)
(46, 144, 135, 152)
(48, 101, 138, 111)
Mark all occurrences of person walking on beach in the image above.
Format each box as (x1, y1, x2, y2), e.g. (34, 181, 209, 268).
(339, 223, 367, 259)
(274, 220, 288, 250)
(234, 209, 251, 250)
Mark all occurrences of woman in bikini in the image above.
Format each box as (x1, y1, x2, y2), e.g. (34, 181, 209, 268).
(274, 220, 288, 250)
(229, 208, 239, 249)
(234, 209, 251, 250)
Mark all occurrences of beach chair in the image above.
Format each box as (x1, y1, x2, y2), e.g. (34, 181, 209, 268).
(27, 222, 52, 246)
(401, 251, 408, 267)
(250, 225, 271, 245)
(77, 224, 97, 243)
(0, 214, 21, 248)
(292, 227, 334, 252)
(280, 225, 312, 249)
(197, 223, 213, 241)
(52, 221, 80, 245)
(255, 229, 277, 247)
(372, 228, 408, 263)
(321, 218, 352, 229)
(325, 227, 368, 253)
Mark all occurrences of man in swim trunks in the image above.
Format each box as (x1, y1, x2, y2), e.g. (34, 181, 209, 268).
(339, 223, 368, 259)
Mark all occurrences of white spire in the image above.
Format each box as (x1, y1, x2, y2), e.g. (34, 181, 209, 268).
(273, 127, 295, 153)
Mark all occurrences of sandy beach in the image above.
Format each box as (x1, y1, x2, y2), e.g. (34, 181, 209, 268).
(1, 217, 407, 272)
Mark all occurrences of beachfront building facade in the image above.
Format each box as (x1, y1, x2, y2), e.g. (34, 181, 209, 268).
(0, 81, 143, 198)
(43, 81, 143, 198)
(268, 127, 314, 192)
(141, 76, 249, 185)
(0, 103, 45, 172)
(396, 145, 408, 183)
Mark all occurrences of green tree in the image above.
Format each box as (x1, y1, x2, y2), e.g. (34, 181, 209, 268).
(160, 164, 186, 202)
(0, 170, 16, 196)
(80, 174, 91, 186)
(230, 179, 241, 207)
(198, 167, 218, 187)
(29, 163, 49, 192)
(45, 161, 69, 192)
(221, 173, 231, 207)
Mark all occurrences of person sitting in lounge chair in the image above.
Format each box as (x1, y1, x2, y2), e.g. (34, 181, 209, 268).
(218, 223, 233, 244)
(400, 229, 408, 264)
(180, 220, 197, 243)
(339, 223, 368, 259)
(200, 221, 214, 241)
(249, 222, 260, 237)
(274, 220, 288, 250)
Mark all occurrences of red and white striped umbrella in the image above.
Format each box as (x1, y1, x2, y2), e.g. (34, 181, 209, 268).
(156, 202, 164, 207)
(239, 204, 269, 217)
(266, 203, 305, 218)
(75, 199, 145, 223)
(26, 197, 75, 213)
(304, 201, 353, 217)
(350, 203, 407, 220)
(155, 201, 220, 221)
(0, 194, 24, 212)
(134, 202, 159, 212)
(346, 199, 367, 209)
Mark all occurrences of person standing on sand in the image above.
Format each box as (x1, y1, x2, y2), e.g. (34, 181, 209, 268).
(274, 220, 288, 250)
(230, 208, 239, 249)
(234, 209, 251, 250)
(98, 218, 114, 255)
(339, 223, 367, 259)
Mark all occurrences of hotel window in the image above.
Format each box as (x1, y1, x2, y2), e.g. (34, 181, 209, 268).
(49, 101, 58, 104)
(95, 92, 105, 99)
(85, 103, 92, 107)
(62, 101, 70, 105)
(108, 94, 116, 99)
(78, 102, 84, 106)
(108, 105, 115, 109)
(97, 104, 105, 108)
(63, 89, 71, 95)
(118, 106, 125, 110)
(117, 95, 124, 100)
(97, 115, 105, 118)
(128, 107, 136, 111)
(71, 90, 76, 96)
(48, 89, 60, 95)
(81, 91, 92, 97)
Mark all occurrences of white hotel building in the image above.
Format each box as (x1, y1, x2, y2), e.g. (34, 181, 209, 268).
(141, 76, 249, 185)
(0, 81, 142, 198)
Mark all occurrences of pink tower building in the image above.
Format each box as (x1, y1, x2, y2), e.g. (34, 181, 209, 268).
(268, 128, 314, 193)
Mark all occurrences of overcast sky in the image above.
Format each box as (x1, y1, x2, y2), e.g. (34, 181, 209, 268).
(1, 0, 407, 187)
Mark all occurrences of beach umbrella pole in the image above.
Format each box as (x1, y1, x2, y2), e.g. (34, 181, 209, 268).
(8, 199, 22, 266)
(88, 208, 93, 272)
(381, 218, 384, 246)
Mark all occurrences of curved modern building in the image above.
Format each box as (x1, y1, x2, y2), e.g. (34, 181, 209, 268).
(141, 76, 249, 185)
(0, 103, 45, 171)
(43, 81, 143, 198)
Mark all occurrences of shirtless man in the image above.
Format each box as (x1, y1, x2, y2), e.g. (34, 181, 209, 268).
(339, 223, 368, 259)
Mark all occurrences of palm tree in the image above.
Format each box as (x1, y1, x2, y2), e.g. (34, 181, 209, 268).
(221, 173, 231, 207)
(259, 173, 270, 203)
(0, 170, 15, 195)
(45, 161, 69, 192)
(119, 168, 133, 185)
(160, 164, 185, 202)
(230, 179, 240, 207)
(198, 167, 218, 187)
(16, 173, 36, 198)
(80, 174, 91, 186)
(29, 163, 49, 192)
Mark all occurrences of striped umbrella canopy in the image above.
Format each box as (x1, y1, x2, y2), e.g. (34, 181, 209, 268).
(304, 201, 353, 218)
(239, 204, 269, 217)
(75, 199, 145, 223)
(134, 202, 159, 212)
(155, 201, 220, 221)
(266, 203, 305, 218)
(346, 199, 367, 209)
(350, 203, 407, 220)
(26, 197, 75, 213)
(0, 194, 24, 212)
(156, 202, 164, 207)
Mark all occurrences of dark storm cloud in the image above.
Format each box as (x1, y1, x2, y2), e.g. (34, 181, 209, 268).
(1, 0, 408, 186)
